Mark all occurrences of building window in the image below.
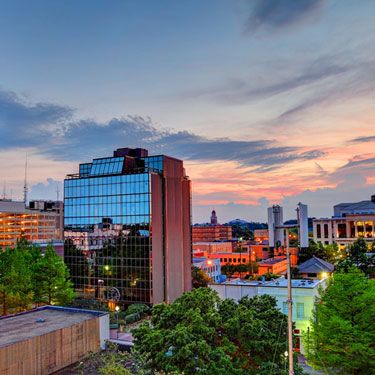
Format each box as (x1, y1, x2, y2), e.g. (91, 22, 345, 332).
(324, 224, 329, 238)
(337, 223, 346, 238)
(316, 224, 321, 238)
(296, 303, 304, 319)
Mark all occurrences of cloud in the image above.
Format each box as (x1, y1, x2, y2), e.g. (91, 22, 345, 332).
(29, 178, 63, 201)
(0, 89, 73, 148)
(349, 135, 375, 144)
(245, 0, 325, 35)
(182, 57, 349, 105)
(0, 88, 325, 172)
(337, 156, 375, 171)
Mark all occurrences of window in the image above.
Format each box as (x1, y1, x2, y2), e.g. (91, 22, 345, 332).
(296, 303, 304, 319)
(316, 224, 321, 238)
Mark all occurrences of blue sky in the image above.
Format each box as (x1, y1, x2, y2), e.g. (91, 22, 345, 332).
(0, 0, 374, 222)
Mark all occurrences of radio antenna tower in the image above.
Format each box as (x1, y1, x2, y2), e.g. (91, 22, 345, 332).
(56, 182, 60, 201)
(23, 154, 28, 205)
(2, 181, 6, 200)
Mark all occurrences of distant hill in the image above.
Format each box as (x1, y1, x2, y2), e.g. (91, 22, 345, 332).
(227, 219, 250, 225)
(226, 219, 268, 230)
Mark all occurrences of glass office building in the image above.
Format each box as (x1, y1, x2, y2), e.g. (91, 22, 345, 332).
(64, 148, 192, 306)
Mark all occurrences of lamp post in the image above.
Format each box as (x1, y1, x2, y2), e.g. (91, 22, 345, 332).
(115, 305, 120, 339)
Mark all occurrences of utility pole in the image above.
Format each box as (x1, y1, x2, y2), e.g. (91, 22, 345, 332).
(286, 229, 294, 375)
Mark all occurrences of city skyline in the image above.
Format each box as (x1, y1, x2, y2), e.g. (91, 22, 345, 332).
(0, 0, 374, 222)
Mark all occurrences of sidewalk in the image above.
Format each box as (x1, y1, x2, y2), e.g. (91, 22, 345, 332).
(109, 328, 134, 347)
(299, 355, 325, 374)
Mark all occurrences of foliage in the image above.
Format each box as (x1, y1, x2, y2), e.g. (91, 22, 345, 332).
(133, 287, 303, 375)
(0, 239, 75, 315)
(221, 262, 258, 278)
(32, 245, 75, 305)
(68, 298, 109, 311)
(337, 238, 375, 277)
(126, 303, 150, 317)
(231, 224, 253, 240)
(191, 266, 211, 288)
(305, 266, 375, 374)
(256, 272, 279, 281)
(77, 342, 132, 375)
(77, 342, 180, 375)
(0, 246, 33, 315)
(299, 240, 341, 264)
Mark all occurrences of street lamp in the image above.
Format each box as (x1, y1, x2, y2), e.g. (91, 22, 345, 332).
(115, 305, 120, 339)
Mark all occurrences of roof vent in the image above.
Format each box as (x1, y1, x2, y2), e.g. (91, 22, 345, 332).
(36, 318, 46, 323)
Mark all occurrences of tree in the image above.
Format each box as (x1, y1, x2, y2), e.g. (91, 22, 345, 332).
(299, 240, 341, 264)
(0, 247, 33, 315)
(133, 288, 303, 374)
(33, 245, 75, 305)
(191, 266, 211, 288)
(305, 267, 375, 374)
(337, 238, 374, 277)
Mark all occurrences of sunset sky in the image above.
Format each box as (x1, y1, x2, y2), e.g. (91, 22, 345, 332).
(0, 0, 374, 223)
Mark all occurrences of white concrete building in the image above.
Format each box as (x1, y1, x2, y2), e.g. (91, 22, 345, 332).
(210, 277, 327, 352)
(193, 257, 222, 282)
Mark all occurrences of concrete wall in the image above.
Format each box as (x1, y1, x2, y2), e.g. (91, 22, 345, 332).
(162, 157, 192, 303)
(99, 314, 110, 349)
(151, 174, 165, 305)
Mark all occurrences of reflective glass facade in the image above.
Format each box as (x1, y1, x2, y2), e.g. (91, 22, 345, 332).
(64, 148, 192, 306)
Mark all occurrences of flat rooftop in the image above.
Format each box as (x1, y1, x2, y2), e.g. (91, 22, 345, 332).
(0, 306, 107, 348)
(258, 257, 286, 265)
(223, 277, 324, 289)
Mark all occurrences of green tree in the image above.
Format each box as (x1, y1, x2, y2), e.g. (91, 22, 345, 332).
(133, 288, 302, 374)
(192, 266, 211, 288)
(305, 267, 375, 374)
(33, 245, 75, 305)
(338, 238, 374, 276)
(299, 240, 341, 264)
(0, 247, 33, 315)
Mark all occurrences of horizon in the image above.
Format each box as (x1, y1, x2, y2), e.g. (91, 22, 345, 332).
(0, 0, 374, 222)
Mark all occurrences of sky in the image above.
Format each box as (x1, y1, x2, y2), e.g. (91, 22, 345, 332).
(0, 0, 374, 223)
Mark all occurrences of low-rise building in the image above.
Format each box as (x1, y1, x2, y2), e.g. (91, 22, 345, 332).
(192, 241, 233, 254)
(192, 257, 222, 283)
(298, 256, 334, 279)
(257, 257, 287, 275)
(192, 225, 232, 242)
(253, 229, 268, 244)
(210, 277, 327, 352)
(208, 251, 256, 266)
(0, 306, 109, 375)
